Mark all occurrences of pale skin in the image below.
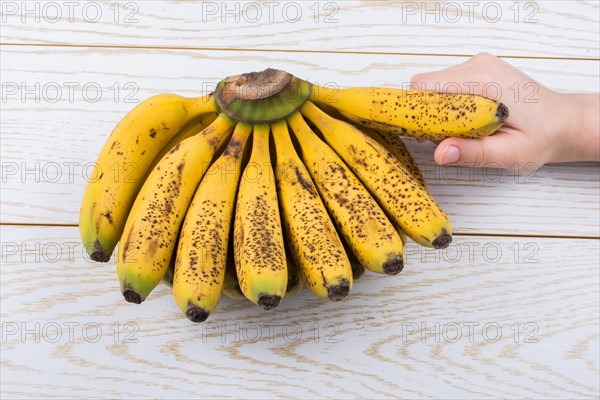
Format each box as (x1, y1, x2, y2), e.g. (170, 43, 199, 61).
(411, 53, 600, 169)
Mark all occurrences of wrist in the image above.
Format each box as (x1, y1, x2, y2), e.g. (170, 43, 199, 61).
(548, 92, 600, 163)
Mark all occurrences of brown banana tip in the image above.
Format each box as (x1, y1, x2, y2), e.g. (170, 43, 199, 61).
(351, 264, 365, 280)
(186, 306, 209, 323)
(257, 295, 281, 310)
(327, 279, 350, 301)
(383, 256, 404, 276)
(122, 288, 142, 304)
(90, 250, 110, 263)
(496, 103, 509, 123)
(432, 232, 452, 249)
(286, 275, 300, 292)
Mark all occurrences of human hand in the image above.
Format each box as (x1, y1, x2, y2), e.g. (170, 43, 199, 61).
(411, 53, 600, 169)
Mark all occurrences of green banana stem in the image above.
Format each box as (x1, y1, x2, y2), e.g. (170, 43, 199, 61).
(215, 68, 311, 123)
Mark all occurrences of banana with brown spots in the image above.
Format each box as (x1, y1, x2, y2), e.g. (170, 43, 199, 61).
(173, 123, 252, 322)
(222, 243, 303, 301)
(144, 111, 219, 183)
(287, 112, 404, 275)
(363, 125, 452, 232)
(233, 124, 288, 310)
(80, 93, 218, 263)
(117, 113, 235, 304)
(301, 101, 452, 249)
(310, 85, 508, 141)
(272, 120, 353, 300)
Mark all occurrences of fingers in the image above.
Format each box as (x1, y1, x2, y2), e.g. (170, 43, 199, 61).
(411, 52, 506, 99)
(434, 131, 534, 169)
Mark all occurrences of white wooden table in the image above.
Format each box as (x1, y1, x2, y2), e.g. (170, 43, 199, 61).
(1, 1, 599, 398)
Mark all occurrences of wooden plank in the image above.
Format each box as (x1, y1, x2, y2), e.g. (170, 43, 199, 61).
(1, 1, 598, 59)
(1, 225, 598, 398)
(1, 46, 599, 236)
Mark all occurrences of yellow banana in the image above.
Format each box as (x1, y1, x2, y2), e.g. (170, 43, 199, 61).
(222, 242, 304, 300)
(80, 93, 217, 262)
(223, 244, 245, 300)
(310, 85, 508, 141)
(284, 247, 304, 297)
(117, 114, 235, 303)
(272, 120, 352, 300)
(343, 241, 365, 280)
(365, 125, 451, 230)
(287, 112, 404, 275)
(234, 124, 287, 310)
(330, 114, 448, 231)
(163, 257, 175, 287)
(173, 123, 252, 322)
(301, 101, 452, 249)
(145, 111, 219, 182)
(365, 127, 427, 188)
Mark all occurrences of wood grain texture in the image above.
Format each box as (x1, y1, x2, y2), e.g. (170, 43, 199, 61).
(1, 2, 600, 398)
(1, 226, 598, 398)
(1, 1, 598, 59)
(1, 46, 599, 236)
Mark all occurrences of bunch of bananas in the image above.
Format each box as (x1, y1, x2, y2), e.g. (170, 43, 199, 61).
(80, 69, 507, 322)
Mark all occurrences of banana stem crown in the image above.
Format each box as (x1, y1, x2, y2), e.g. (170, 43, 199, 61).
(215, 68, 312, 124)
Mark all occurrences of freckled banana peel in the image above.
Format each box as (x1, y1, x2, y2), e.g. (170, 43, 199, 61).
(301, 101, 452, 249)
(234, 124, 288, 310)
(272, 120, 352, 300)
(310, 85, 508, 141)
(79, 94, 218, 262)
(81, 68, 508, 322)
(117, 114, 235, 303)
(173, 123, 252, 322)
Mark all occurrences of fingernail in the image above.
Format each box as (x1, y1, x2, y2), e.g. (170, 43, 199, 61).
(439, 146, 460, 165)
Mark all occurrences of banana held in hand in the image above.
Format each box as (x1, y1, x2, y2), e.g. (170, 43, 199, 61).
(83, 68, 508, 322)
(310, 85, 508, 141)
(80, 94, 217, 262)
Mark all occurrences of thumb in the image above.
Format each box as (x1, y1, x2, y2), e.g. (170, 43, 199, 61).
(434, 133, 533, 169)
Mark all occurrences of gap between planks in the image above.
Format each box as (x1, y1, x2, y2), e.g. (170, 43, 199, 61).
(1, 222, 598, 241)
(0, 42, 599, 62)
